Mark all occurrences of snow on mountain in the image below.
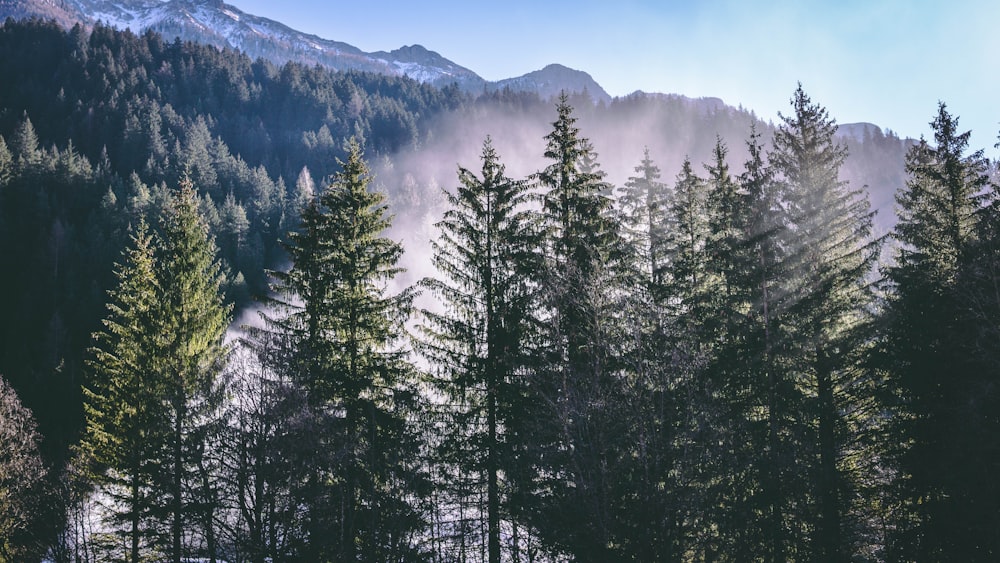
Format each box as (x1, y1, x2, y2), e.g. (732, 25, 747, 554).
(372, 44, 485, 91)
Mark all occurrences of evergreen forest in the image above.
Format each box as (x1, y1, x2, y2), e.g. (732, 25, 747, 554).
(0, 17, 998, 563)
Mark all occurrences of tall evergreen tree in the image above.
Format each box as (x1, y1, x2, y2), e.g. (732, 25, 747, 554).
(420, 137, 539, 563)
(667, 156, 712, 330)
(536, 94, 618, 278)
(614, 148, 693, 560)
(255, 139, 426, 561)
(80, 220, 166, 563)
(526, 94, 626, 561)
(156, 179, 231, 563)
(10, 114, 40, 171)
(883, 102, 992, 560)
(733, 126, 792, 561)
(704, 136, 743, 331)
(770, 85, 880, 561)
(687, 136, 752, 556)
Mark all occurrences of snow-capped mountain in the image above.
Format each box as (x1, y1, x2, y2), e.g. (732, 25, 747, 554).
(0, 0, 611, 102)
(65, 0, 485, 88)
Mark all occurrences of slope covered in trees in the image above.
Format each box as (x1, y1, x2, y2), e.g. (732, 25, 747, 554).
(1, 17, 997, 563)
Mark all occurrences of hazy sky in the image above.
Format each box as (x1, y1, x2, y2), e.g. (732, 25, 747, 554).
(227, 0, 998, 151)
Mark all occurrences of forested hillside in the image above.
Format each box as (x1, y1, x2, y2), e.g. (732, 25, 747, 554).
(1, 17, 996, 563)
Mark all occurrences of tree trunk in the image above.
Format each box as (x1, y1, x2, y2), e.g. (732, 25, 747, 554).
(198, 452, 217, 563)
(487, 378, 500, 563)
(130, 463, 140, 563)
(172, 399, 183, 563)
(761, 247, 784, 563)
(816, 346, 844, 562)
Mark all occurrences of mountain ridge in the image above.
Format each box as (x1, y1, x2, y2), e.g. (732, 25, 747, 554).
(0, 0, 618, 101)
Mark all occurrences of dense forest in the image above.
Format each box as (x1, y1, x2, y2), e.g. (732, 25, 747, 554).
(0, 17, 997, 562)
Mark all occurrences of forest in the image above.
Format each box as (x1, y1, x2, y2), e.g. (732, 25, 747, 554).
(0, 17, 998, 563)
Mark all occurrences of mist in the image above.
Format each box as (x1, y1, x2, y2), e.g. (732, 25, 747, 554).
(374, 90, 909, 305)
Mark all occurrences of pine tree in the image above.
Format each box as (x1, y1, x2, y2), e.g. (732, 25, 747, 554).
(255, 139, 426, 561)
(667, 157, 711, 323)
(156, 178, 231, 563)
(10, 114, 40, 171)
(619, 147, 670, 295)
(537, 94, 618, 278)
(734, 126, 792, 561)
(704, 136, 743, 332)
(883, 102, 992, 560)
(420, 137, 539, 563)
(527, 94, 626, 561)
(770, 85, 880, 560)
(685, 136, 753, 556)
(80, 220, 166, 563)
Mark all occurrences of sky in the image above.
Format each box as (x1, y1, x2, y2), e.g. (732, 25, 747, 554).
(227, 0, 999, 151)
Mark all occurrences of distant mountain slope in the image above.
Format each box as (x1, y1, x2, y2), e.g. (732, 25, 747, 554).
(493, 64, 612, 104)
(837, 122, 885, 142)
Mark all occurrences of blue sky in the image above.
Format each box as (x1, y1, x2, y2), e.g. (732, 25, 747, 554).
(228, 0, 998, 150)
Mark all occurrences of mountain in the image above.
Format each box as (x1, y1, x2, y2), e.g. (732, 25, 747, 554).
(0, 0, 617, 101)
(836, 122, 885, 142)
(493, 64, 612, 104)
(371, 44, 486, 91)
(71, 0, 485, 87)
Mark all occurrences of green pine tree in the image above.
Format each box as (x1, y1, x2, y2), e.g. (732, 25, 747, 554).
(704, 136, 743, 332)
(528, 94, 626, 561)
(156, 178, 231, 563)
(770, 85, 880, 561)
(733, 126, 793, 561)
(80, 220, 166, 563)
(666, 156, 712, 335)
(883, 102, 992, 560)
(256, 139, 426, 561)
(419, 137, 539, 563)
(10, 114, 41, 171)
